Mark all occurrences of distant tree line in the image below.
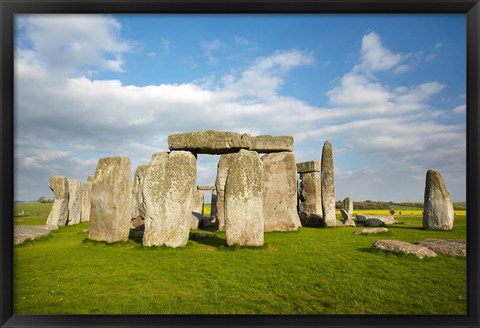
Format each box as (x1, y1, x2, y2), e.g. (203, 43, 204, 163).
(37, 197, 54, 203)
(336, 200, 391, 210)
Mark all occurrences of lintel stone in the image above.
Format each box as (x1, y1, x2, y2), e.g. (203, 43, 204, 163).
(297, 160, 320, 173)
(250, 135, 293, 153)
(197, 185, 216, 190)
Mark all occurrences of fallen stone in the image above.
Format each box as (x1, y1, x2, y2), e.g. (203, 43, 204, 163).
(364, 218, 387, 227)
(14, 225, 52, 245)
(340, 209, 356, 226)
(261, 152, 301, 232)
(191, 189, 204, 229)
(296, 160, 320, 173)
(197, 185, 216, 190)
(81, 181, 92, 222)
(214, 153, 237, 231)
(168, 130, 251, 154)
(321, 141, 336, 227)
(224, 150, 264, 246)
(353, 227, 389, 235)
(415, 239, 466, 257)
(371, 240, 437, 259)
(132, 165, 148, 220)
(356, 214, 397, 225)
(89, 156, 133, 243)
(298, 171, 321, 217)
(250, 135, 294, 153)
(46, 176, 70, 230)
(143, 151, 196, 247)
(303, 214, 324, 228)
(423, 169, 455, 230)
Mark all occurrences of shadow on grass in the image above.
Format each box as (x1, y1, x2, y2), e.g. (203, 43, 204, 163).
(189, 232, 227, 248)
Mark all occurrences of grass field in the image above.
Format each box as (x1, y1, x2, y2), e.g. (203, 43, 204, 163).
(13, 203, 467, 314)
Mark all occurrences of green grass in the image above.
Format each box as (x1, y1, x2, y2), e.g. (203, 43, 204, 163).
(14, 203, 53, 226)
(13, 203, 467, 314)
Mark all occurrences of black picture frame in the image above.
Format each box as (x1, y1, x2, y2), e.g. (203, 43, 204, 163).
(1, 1, 479, 327)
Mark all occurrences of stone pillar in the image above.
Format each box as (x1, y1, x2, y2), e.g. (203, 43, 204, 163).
(191, 189, 204, 229)
(89, 157, 133, 243)
(132, 165, 148, 220)
(321, 141, 336, 227)
(262, 152, 301, 232)
(67, 178, 82, 225)
(224, 150, 264, 246)
(214, 153, 237, 231)
(210, 189, 217, 220)
(46, 176, 69, 230)
(81, 181, 93, 222)
(423, 169, 454, 230)
(143, 151, 196, 247)
(297, 161, 321, 218)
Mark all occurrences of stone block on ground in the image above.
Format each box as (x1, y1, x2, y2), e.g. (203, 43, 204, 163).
(415, 239, 466, 257)
(224, 150, 264, 246)
(353, 227, 389, 235)
(14, 225, 52, 245)
(371, 240, 437, 259)
(356, 214, 397, 225)
(261, 152, 301, 232)
(89, 156, 133, 243)
(340, 209, 356, 226)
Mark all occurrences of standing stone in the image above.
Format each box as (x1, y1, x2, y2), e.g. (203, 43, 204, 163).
(299, 172, 322, 217)
(132, 165, 148, 220)
(143, 151, 196, 247)
(321, 141, 336, 227)
(81, 181, 93, 222)
(67, 179, 82, 225)
(340, 209, 356, 227)
(89, 157, 133, 243)
(225, 150, 264, 246)
(423, 169, 455, 230)
(261, 152, 301, 231)
(214, 153, 237, 231)
(210, 189, 218, 219)
(343, 197, 353, 216)
(46, 176, 69, 229)
(191, 190, 204, 229)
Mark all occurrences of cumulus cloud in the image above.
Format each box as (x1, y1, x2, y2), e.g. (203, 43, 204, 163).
(14, 16, 465, 202)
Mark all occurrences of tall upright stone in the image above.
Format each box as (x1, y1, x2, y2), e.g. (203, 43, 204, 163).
(261, 152, 301, 231)
(67, 179, 82, 225)
(423, 169, 455, 230)
(343, 197, 353, 216)
(143, 151, 196, 247)
(224, 149, 264, 246)
(89, 157, 133, 243)
(191, 189, 204, 229)
(210, 189, 218, 220)
(132, 165, 148, 220)
(46, 176, 69, 230)
(321, 141, 336, 227)
(297, 161, 322, 217)
(81, 181, 93, 222)
(214, 153, 237, 231)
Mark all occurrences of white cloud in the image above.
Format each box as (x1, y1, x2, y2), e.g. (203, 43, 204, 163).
(201, 39, 224, 64)
(453, 104, 466, 114)
(359, 31, 408, 73)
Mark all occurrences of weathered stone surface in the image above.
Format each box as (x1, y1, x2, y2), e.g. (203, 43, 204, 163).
(14, 225, 52, 245)
(89, 157, 133, 243)
(340, 209, 356, 226)
(343, 197, 353, 216)
(191, 190, 204, 229)
(132, 165, 148, 219)
(81, 181, 93, 222)
(296, 160, 320, 173)
(321, 141, 336, 227)
(298, 172, 321, 217)
(214, 153, 237, 231)
(46, 176, 70, 229)
(168, 130, 251, 154)
(67, 179, 82, 225)
(416, 239, 466, 257)
(423, 169, 455, 230)
(87, 175, 94, 183)
(250, 135, 294, 153)
(353, 227, 389, 235)
(364, 218, 387, 227)
(356, 214, 397, 225)
(143, 151, 196, 247)
(210, 189, 217, 222)
(197, 185, 215, 190)
(261, 152, 301, 232)
(371, 240, 437, 259)
(225, 150, 264, 246)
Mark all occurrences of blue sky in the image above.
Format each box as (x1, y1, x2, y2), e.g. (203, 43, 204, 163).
(14, 14, 466, 202)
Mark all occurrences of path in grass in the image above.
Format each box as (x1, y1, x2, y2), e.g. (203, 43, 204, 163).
(14, 212, 466, 314)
